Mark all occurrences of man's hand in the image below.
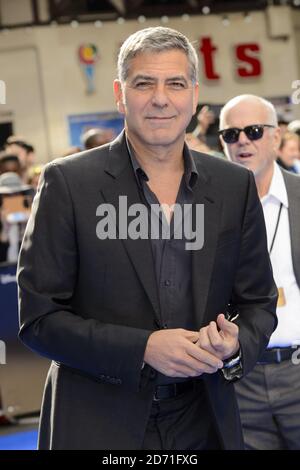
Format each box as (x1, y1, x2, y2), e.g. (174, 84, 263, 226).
(144, 328, 224, 378)
(196, 105, 215, 133)
(196, 314, 240, 361)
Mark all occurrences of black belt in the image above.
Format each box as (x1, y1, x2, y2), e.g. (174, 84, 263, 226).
(153, 380, 195, 401)
(257, 346, 297, 365)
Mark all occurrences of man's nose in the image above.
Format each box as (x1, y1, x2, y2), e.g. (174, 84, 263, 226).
(151, 84, 169, 107)
(237, 130, 251, 145)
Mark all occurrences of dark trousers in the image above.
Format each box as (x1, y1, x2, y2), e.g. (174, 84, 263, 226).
(235, 359, 300, 450)
(142, 380, 221, 450)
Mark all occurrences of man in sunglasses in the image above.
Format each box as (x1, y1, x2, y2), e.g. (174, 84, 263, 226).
(219, 94, 300, 450)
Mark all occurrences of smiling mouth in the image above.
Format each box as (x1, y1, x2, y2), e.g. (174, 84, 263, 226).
(238, 152, 253, 158)
(146, 116, 175, 120)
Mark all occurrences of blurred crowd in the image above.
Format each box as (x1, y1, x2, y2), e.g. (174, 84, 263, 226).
(1, 112, 300, 264)
(0, 127, 116, 263)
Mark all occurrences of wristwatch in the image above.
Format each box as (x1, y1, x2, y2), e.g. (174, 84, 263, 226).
(221, 348, 243, 381)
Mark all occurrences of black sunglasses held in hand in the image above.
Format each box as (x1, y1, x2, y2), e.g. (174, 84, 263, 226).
(218, 124, 275, 144)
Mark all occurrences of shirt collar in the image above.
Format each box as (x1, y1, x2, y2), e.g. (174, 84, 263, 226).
(261, 162, 289, 208)
(183, 144, 199, 189)
(125, 135, 198, 190)
(126, 136, 148, 188)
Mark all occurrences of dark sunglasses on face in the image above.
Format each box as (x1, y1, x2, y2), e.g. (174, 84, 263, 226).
(218, 124, 275, 144)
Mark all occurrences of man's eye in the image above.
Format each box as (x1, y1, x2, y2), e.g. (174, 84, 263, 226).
(168, 82, 186, 89)
(135, 82, 153, 88)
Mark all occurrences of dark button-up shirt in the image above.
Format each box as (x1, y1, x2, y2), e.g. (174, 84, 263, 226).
(126, 138, 199, 384)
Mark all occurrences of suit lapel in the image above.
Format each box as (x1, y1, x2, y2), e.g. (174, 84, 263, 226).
(191, 156, 222, 328)
(100, 132, 161, 321)
(283, 170, 300, 287)
(100, 135, 222, 327)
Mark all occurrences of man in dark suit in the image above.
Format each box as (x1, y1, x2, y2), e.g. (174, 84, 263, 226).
(17, 27, 277, 450)
(219, 94, 300, 449)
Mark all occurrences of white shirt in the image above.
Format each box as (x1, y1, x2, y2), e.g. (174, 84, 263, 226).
(261, 163, 300, 347)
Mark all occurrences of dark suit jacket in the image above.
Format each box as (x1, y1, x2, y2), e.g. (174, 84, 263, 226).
(281, 169, 300, 287)
(17, 131, 277, 450)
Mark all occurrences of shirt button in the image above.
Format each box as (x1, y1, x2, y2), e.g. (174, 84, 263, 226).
(164, 280, 171, 286)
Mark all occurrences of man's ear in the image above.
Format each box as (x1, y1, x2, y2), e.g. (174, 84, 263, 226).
(113, 79, 125, 114)
(219, 135, 225, 151)
(192, 82, 199, 115)
(219, 135, 231, 161)
(273, 126, 282, 154)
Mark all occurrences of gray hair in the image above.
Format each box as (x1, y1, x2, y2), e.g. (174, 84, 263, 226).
(219, 94, 278, 129)
(117, 27, 198, 84)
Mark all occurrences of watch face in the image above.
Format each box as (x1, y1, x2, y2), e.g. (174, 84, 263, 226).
(222, 361, 243, 382)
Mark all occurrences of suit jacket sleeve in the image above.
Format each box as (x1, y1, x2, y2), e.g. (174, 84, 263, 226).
(232, 171, 278, 376)
(17, 162, 152, 392)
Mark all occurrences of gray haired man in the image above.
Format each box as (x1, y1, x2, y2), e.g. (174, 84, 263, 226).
(220, 94, 300, 450)
(18, 30, 276, 450)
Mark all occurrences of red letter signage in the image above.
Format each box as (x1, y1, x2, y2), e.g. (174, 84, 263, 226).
(236, 43, 262, 77)
(199, 37, 220, 80)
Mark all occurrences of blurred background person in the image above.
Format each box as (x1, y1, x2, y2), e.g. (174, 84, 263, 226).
(0, 172, 34, 263)
(81, 127, 116, 150)
(192, 105, 216, 142)
(5, 136, 35, 183)
(0, 153, 22, 177)
(191, 105, 224, 157)
(286, 120, 300, 173)
(277, 131, 300, 174)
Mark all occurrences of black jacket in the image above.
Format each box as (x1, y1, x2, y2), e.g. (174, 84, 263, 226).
(17, 131, 277, 449)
